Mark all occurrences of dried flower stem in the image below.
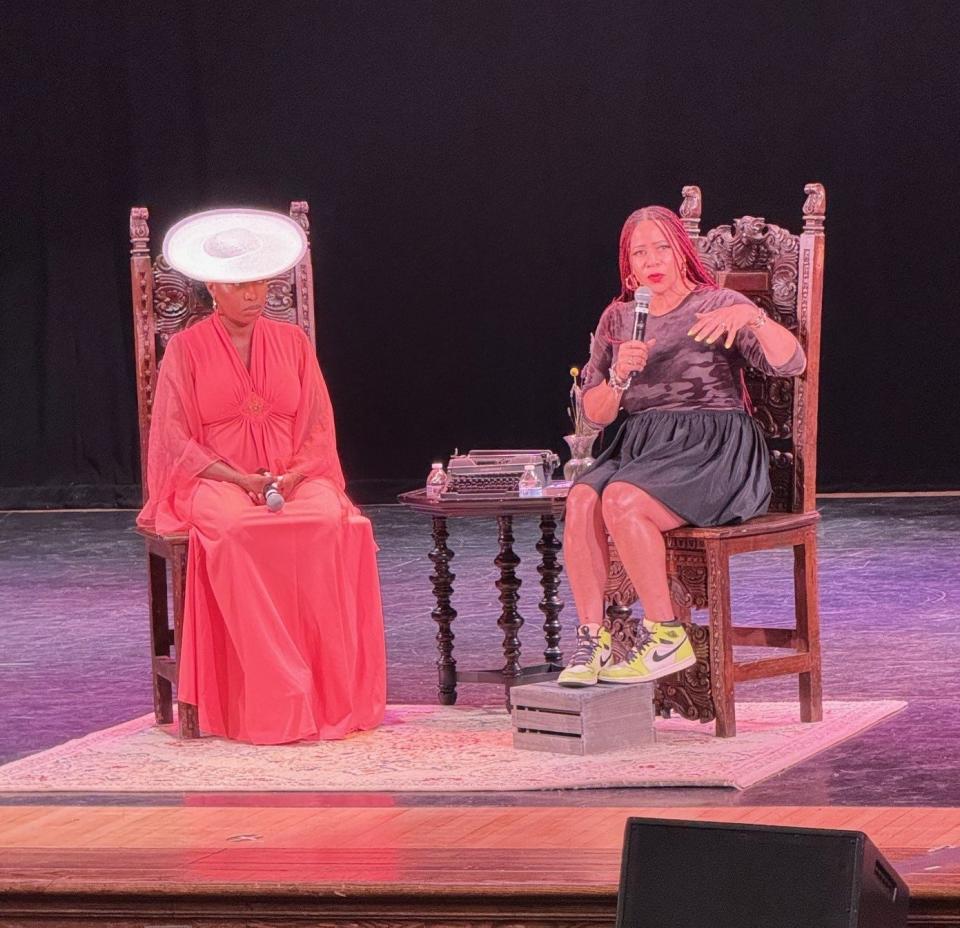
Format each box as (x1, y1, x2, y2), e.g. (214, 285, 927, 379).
(567, 331, 597, 437)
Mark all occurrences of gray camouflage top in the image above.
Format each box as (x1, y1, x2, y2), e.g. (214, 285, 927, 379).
(580, 287, 805, 414)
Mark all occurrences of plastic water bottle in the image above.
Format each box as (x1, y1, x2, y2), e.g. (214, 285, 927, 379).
(518, 464, 543, 498)
(425, 462, 447, 501)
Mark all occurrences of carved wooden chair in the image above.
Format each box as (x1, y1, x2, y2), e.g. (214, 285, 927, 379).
(604, 183, 827, 737)
(129, 202, 317, 738)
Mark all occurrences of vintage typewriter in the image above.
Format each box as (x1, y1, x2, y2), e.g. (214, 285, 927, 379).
(443, 449, 562, 498)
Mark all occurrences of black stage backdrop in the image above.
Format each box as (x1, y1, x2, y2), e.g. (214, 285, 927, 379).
(2, 0, 959, 506)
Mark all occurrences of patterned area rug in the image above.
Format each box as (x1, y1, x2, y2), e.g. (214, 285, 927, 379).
(0, 701, 904, 792)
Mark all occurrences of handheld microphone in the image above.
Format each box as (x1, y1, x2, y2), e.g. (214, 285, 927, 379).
(264, 481, 285, 512)
(632, 286, 652, 341)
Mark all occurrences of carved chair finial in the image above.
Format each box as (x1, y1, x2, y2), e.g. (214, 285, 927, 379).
(680, 185, 702, 219)
(289, 201, 310, 236)
(802, 182, 826, 232)
(679, 185, 702, 238)
(130, 207, 150, 256)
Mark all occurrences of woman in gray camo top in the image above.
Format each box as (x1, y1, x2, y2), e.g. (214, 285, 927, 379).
(558, 205, 805, 688)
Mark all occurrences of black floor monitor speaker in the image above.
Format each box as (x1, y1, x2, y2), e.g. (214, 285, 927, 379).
(616, 817, 909, 928)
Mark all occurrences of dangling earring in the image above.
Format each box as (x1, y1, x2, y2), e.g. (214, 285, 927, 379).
(212, 297, 221, 315)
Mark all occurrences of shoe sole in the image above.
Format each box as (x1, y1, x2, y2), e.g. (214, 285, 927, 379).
(598, 653, 697, 685)
(557, 677, 599, 688)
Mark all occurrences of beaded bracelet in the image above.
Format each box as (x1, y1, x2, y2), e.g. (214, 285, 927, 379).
(607, 367, 632, 392)
(749, 308, 767, 329)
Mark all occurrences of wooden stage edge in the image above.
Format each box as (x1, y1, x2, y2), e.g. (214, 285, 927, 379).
(1, 804, 959, 926)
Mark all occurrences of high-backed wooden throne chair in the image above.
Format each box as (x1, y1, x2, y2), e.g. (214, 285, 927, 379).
(604, 183, 826, 738)
(129, 201, 317, 738)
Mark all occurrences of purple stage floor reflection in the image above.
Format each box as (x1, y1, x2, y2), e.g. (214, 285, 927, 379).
(1, 498, 958, 806)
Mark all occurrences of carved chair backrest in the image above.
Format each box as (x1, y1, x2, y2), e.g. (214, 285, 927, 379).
(678, 184, 826, 514)
(129, 201, 317, 495)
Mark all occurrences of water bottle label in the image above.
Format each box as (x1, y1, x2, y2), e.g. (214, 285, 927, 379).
(426, 465, 446, 501)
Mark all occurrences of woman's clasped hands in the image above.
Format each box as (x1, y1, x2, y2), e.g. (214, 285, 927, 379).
(238, 471, 306, 505)
(237, 472, 273, 505)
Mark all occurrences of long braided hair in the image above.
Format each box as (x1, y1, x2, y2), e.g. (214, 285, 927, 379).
(615, 205, 716, 301)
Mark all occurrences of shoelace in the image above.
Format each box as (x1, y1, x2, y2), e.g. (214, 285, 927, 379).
(569, 633, 600, 665)
(624, 626, 655, 662)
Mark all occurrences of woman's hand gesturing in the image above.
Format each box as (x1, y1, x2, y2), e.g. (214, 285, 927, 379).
(614, 338, 657, 380)
(687, 304, 757, 349)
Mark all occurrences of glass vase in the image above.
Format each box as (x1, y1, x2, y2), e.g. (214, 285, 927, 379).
(563, 430, 600, 481)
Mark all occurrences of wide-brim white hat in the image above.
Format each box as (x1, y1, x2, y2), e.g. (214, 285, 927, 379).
(162, 208, 308, 283)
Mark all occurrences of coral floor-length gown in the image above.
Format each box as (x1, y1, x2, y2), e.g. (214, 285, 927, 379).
(137, 313, 386, 744)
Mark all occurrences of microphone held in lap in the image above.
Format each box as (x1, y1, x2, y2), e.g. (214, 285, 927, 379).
(264, 481, 285, 512)
(257, 470, 285, 512)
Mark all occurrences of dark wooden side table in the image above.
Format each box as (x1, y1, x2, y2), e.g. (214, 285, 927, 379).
(397, 488, 569, 707)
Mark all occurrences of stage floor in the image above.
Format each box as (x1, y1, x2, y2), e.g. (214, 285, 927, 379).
(2, 497, 959, 806)
(1, 498, 959, 924)
(1, 803, 958, 925)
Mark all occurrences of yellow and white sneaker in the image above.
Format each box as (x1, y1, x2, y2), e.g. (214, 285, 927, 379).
(598, 620, 695, 684)
(557, 625, 612, 687)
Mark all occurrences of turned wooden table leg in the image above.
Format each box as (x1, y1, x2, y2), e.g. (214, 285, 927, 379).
(536, 513, 564, 666)
(495, 515, 523, 707)
(429, 515, 458, 705)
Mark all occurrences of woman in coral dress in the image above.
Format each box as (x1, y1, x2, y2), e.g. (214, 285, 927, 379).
(137, 208, 386, 744)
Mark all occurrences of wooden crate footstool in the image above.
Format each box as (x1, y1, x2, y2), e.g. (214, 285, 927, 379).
(511, 682, 655, 755)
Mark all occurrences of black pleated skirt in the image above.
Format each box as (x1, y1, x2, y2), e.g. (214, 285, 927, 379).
(574, 409, 771, 527)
